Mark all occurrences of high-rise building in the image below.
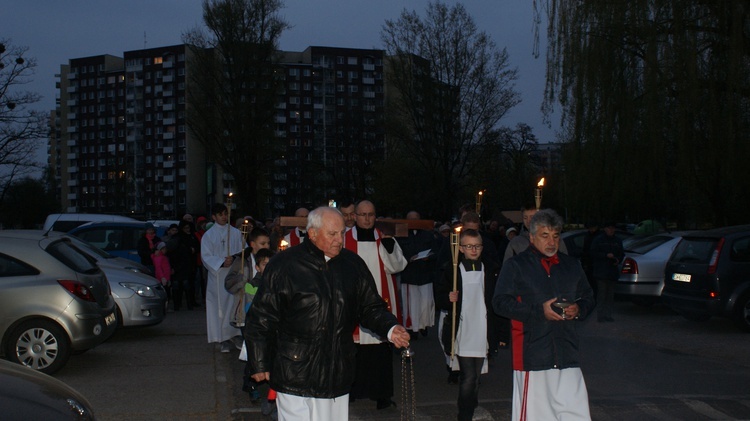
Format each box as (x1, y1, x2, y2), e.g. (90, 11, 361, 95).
(50, 44, 387, 218)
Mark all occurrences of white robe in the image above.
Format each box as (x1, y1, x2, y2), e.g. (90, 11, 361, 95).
(201, 222, 245, 343)
(344, 227, 408, 345)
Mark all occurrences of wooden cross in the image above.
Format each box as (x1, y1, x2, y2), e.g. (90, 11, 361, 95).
(280, 216, 434, 237)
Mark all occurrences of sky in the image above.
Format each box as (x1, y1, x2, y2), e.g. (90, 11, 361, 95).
(5, 0, 557, 167)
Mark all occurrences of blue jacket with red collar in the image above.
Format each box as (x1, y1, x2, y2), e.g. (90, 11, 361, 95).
(492, 246, 595, 371)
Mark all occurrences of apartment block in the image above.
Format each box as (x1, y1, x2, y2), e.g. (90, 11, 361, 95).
(51, 44, 387, 218)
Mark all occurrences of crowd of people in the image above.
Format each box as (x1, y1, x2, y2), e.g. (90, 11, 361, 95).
(136, 201, 613, 421)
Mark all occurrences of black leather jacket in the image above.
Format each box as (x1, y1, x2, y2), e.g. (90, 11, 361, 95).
(245, 239, 398, 398)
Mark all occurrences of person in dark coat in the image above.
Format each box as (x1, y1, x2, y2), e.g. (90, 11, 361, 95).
(245, 207, 411, 420)
(590, 221, 624, 322)
(167, 219, 199, 310)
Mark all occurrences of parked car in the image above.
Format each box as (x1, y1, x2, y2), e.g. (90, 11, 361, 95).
(561, 228, 633, 260)
(615, 232, 692, 306)
(68, 221, 167, 263)
(663, 225, 750, 331)
(0, 358, 97, 420)
(63, 235, 168, 327)
(43, 213, 139, 233)
(0, 230, 117, 374)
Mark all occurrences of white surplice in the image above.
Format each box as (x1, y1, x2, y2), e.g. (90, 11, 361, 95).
(201, 222, 245, 343)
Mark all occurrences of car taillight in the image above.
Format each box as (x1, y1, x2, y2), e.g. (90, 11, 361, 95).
(621, 257, 638, 274)
(58, 280, 96, 302)
(707, 238, 724, 274)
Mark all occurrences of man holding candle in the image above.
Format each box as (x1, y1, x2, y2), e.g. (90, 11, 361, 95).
(201, 203, 246, 353)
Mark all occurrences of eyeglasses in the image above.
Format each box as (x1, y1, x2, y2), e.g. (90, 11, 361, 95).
(460, 244, 483, 250)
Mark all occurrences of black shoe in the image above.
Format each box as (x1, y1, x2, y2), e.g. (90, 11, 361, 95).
(376, 399, 396, 410)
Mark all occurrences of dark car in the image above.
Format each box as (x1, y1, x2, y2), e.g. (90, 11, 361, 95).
(663, 225, 750, 331)
(68, 222, 168, 264)
(0, 358, 97, 420)
(561, 228, 633, 260)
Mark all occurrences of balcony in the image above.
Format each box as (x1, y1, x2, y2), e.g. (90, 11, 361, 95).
(126, 64, 143, 72)
(67, 193, 78, 200)
(163, 61, 173, 68)
(67, 72, 78, 80)
(66, 139, 77, 147)
(66, 166, 79, 173)
(363, 92, 375, 98)
(162, 118, 175, 125)
(67, 113, 77, 119)
(363, 64, 375, 71)
(163, 90, 174, 97)
(163, 75, 174, 83)
(67, 99, 77, 106)
(362, 77, 375, 85)
(67, 152, 77, 159)
(163, 189, 174, 196)
(67, 86, 77, 93)
(163, 132, 174, 140)
(67, 126, 78, 133)
(163, 175, 174, 182)
(67, 179, 78, 187)
(275, 116, 286, 123)
(134, 79, 144, 86)
(163, 103, 174, 111)
(163, 161, 174, 168)
(163, 146, 174, 153)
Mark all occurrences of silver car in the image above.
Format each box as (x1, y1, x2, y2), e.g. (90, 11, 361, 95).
(63, 236, 168, 327)
(615, 232, 692, 306)
(0, 230, 117, 374)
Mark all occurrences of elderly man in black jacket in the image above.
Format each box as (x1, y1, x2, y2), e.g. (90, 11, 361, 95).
(245, 206, 411, 420)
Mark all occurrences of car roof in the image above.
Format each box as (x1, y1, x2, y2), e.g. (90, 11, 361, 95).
(0, 230, 60, 241)
(683, 225, 750, 238)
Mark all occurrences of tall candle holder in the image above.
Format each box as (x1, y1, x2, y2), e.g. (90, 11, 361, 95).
(450, 226, 462, 359)
(535, 178, 545, 210)
(226, 192, 233, 257)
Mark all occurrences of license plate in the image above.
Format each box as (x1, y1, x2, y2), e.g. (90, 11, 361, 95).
(672, 273, 692, 283)
(105, 312, 116, 326)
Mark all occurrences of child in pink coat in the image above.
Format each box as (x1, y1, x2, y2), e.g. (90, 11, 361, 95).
(152, 242, 172, 306)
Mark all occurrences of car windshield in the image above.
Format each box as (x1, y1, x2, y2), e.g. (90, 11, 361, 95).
(670, 237, 718, 264)
(626, 235, 673, 254)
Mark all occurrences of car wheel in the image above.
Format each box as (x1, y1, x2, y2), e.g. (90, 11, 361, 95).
(5, 320, 72, 374)
(732, 293, 750, 333)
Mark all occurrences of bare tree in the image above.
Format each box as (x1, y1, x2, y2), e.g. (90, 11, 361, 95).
(183, 0, 289, 213)
(380, 1, 521, 218)
(0, 40, 47, 203)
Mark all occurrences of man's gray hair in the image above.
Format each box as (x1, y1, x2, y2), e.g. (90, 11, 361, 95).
(529, 209, 564, 234)
(307, 206, 342, 231)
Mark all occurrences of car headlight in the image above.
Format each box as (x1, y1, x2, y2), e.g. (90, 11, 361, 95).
(120, 282, 156, 297)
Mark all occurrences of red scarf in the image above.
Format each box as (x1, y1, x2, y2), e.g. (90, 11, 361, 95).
(540, 254, 559, 275)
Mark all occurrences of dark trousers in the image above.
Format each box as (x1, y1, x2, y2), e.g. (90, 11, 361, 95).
(597, 278, 615, 319)
(172, 272, 195, 310)
(351, 342, 393, 400)
(457, 356, 483, 421)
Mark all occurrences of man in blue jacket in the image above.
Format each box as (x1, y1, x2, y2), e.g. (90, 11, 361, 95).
(493, 209, 595, 421)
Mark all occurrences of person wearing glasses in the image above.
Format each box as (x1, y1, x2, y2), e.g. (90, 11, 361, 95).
(344, 200, 408, 410)
(435, 228, 499, 421)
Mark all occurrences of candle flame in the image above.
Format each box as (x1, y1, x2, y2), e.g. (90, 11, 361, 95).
(228, 192, 233, 198)
(455, 226, 462, 233)
(478, 191, 483, 196)
(537, 178, 545, 188)
(280, 240, 288, 247)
